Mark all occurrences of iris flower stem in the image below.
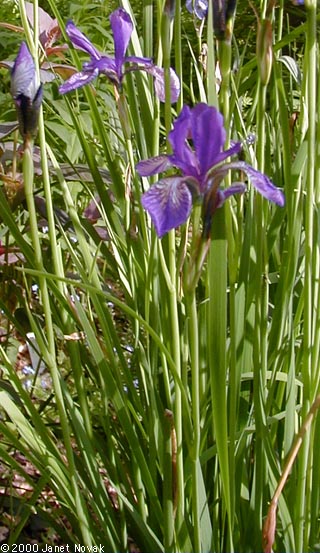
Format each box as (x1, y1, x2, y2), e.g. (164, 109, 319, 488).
(206, 2, 218, 107)
(19, 1, 93, 543)
(186, 290, 201, 553)
(216, 31, 235, 548)
(174, 0, 183, 112)
(161, 3, 185, 542)
(207, 208, 231, 549)
(23, 140, 91, 546)
(18, 0, 34, 55)
(296, 2, 317, 550)
(38, 113, 68, 316)
(115, 91, 139, 329)
(219, 33, 237, 547)
(253, 78, 268, 549)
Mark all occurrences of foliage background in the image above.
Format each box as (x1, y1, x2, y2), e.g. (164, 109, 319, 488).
(0, 0, 318, 551)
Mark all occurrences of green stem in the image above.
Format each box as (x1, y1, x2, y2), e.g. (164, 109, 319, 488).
(161, 4, 185, 541)
(187, 291, 201, 552)
(23, 140, 92, 545)
(252, 79, 268, 551)
(296, 2, 317, 550)
(207, 208, 232, 549)
(174, 0, 183, 113)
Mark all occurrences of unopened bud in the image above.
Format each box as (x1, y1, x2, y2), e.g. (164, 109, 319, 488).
(257, 18, 273, 85)
(11, 42, 42, 140)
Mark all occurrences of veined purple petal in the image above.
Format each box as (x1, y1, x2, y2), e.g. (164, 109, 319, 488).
(11, 42, 39, 100)
(141, 177, 193, 237)
(192, 104, 226, 177)
(65, 21, 101, 61)
(136, 155, 172, 177)
(146, 66, 180, 103)
(216, 183, 246, 208)
(225, 161, 285, 206)
(110, 8, 133, 77)
(58, 67, 99, 94)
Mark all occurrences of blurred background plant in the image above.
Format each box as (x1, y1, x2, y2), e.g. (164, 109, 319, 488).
(0, 0, 318, 551)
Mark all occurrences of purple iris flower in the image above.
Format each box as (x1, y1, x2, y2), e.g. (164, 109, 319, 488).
(59, 8, 180, 103)
(11, 42, 43, 140)
(186, 0, 208, 19)
(136, 103, 285, 238)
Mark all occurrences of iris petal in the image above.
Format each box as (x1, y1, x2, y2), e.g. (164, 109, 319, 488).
(186, 0, 208, 19)
(141, 177, 193, 237)
(125, 55, 153, 65)
(11, 42, 38, 100)
(11, 42, 42, 139)
(136, 155, 172, 177)
(110, 8, 133, 76)
(224, 161, 285, 206)
(192, 103, 226, 177)
(216, 183, 246, 208)
(168, 105, 198, 176)
(65, 21, 101, 61)
(58, 67, 99, 94)
(146, 66, 180, 103)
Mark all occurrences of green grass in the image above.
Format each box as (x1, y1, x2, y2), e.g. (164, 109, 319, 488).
(0, 0, 319, 551)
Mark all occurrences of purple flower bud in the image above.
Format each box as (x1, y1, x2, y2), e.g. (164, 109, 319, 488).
(186, 0, 208, 19)
(213, 0, 237, 40)
(11, 42, 42, 140)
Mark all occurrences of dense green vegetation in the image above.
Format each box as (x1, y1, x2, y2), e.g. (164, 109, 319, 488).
(0, 0, 318, 551)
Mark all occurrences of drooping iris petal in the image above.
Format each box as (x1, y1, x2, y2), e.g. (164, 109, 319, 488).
(65, 21, 101, 61)
(110, 8, 133, 77)
(225, 161, 285, 206)
(141, 177, 193, 237)
(136, 155, 173, 177)
(58, 66, 99, 94)
(146, 66, 180, 103)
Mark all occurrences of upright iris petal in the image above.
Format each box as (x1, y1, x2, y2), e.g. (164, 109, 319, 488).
(191, 103, 226, 177)
(167, 105, 199, 178)
(137, 103, 285, 237)
(11, 42, 43, 140)
(59, 8, 180, 103)
(110, 8, 132, 78)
